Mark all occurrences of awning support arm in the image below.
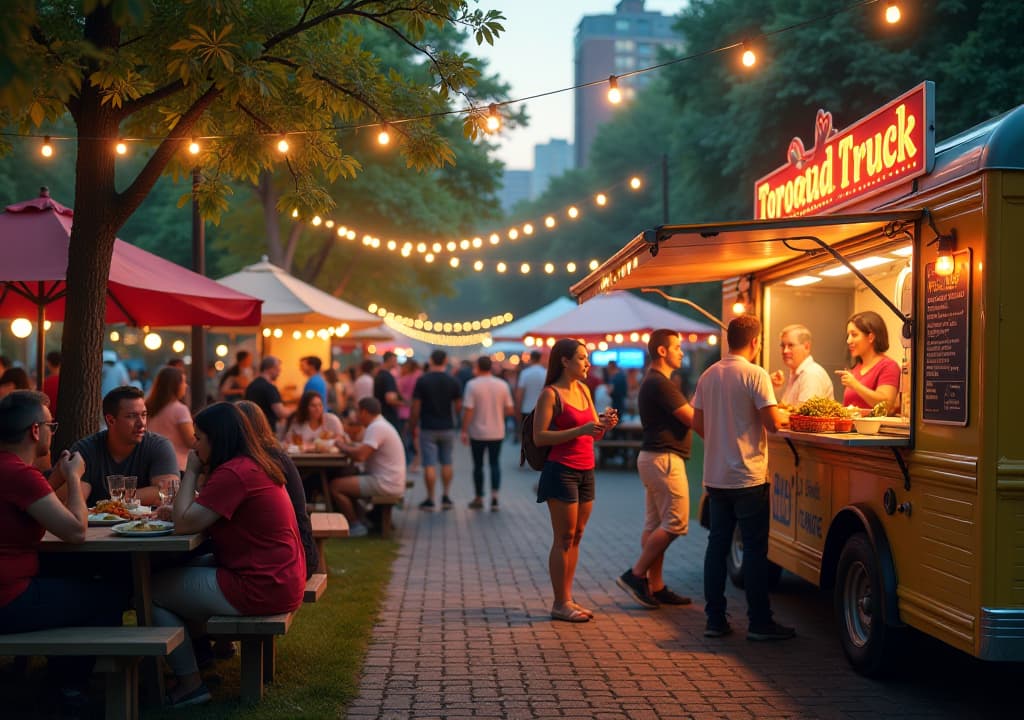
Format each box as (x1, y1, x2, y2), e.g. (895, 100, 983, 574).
(782, 234, 913, 340)
(641, 288, 726, 330)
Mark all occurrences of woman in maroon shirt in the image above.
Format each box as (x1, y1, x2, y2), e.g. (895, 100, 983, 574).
(533, 339, 617, 623)
(152, 402, 304, 707)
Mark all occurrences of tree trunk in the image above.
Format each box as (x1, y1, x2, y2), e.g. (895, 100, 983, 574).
(53, 93, 120, 453)
(257, 171, 286, 267)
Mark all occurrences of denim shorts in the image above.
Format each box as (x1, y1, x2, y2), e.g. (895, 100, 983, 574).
(420, 428, 455, 467)
(536, 461, 595, 504)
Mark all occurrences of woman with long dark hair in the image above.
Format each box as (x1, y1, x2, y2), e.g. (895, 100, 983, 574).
(236, 400, 319, 579)
(533, 339, 616, 623)
(152, 402, 304, 707)
(282, 390, 345, 446)
(145, 366, 194, 471)
(835, 310, 901, 414)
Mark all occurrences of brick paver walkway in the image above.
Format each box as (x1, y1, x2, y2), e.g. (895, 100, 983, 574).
(348, 441, 1018, 719)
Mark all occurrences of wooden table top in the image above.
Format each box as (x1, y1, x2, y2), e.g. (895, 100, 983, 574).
(288, 452, 356, 468)
(40, 526, 204, 553)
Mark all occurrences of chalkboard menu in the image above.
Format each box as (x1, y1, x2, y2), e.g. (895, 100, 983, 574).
(923, 249, 971, 425)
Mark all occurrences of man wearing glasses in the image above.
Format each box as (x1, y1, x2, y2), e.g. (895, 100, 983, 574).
(71, 386, 179, 506)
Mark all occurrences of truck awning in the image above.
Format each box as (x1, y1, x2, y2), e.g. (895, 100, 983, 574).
(570, 211, 922, 302)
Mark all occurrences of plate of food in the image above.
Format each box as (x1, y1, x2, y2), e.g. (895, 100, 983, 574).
(111, 520, 175, 537)
(89, 499, 132, 521)
(88, 512, 127, 526)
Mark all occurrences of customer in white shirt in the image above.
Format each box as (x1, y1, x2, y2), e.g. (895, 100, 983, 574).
(515, 351, 546, 433)
(461, 357, 514, 511)
(770, 324, 834, 406)
(330, 397, 406, 536)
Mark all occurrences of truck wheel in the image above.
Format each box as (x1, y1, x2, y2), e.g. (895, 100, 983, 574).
(834, 532, 896, 677)
(727, 526, 783, 590)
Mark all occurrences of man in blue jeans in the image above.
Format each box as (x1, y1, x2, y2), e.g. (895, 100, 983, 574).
(692, 315, 795, 641)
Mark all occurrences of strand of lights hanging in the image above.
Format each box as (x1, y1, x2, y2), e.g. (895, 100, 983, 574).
(524, 331, 718, 351)
(382, 316, 494, 348)
(289, 168, 649, 267)
(258, 323, 352, 341)
(368, 303, 513, 334)
(13, 1, 902, 156)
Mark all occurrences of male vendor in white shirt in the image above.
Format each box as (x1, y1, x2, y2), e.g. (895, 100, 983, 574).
(770, 324, 834, 405)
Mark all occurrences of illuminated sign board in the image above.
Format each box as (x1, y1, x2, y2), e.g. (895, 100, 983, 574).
(754, 82, 934, 219)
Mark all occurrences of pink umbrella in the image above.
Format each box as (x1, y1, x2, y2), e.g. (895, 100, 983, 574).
(0, 188, 263, 381)
(523, 291, 718, 344)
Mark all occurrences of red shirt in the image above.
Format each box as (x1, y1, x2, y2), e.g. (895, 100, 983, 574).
(843, 356, 901, 409)
(42, 373, 59, 414)
(196, 456, 305, 615)
(547, 386, 597, 471)
(0, 451, 54, 607)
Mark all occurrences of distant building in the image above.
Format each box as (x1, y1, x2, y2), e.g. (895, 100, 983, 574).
(573, 0, 681, 168)
(532, 139, 574, 199)
(497, 169, 532, 214)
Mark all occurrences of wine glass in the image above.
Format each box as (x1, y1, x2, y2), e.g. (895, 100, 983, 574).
(123, 476, 139, 509)
(158, 477, 179, 506)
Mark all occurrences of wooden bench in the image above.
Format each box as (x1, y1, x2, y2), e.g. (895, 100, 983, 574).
(310, 512, 349, 573)
(595, 439, 642, 468)
(369, 495, 402, 538)
(206, 613, 293, 705)
(0, 626, 184, 720)
(304, 573, 327, 603)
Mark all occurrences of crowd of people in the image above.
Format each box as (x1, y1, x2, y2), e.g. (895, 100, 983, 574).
(0, 308, 906, 712)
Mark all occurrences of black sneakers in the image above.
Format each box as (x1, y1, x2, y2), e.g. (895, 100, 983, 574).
(441, 495, 454, 510)
(615, 570, 660, 609)
(468, 497, 484, 509)
(652, 587, 692, 605)
(704, 617, 733, 638)
(418, 498, 435, 511)
(490, 497, 499, 512)
(747, 621, 796, 641)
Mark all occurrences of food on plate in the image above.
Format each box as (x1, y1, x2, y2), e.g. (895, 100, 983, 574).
(870, 401, 888, 417)
(91, 499, 132, 519)
(318, 430, 335, 439)
(120, 521, 172, 533)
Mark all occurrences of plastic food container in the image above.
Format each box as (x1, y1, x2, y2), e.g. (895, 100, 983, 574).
(853, 417, 885, 434)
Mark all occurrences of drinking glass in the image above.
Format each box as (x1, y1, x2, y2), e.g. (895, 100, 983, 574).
(106, 475, 125, 503)
(159, 477, 179, 506)
(123, 475, 139, 509)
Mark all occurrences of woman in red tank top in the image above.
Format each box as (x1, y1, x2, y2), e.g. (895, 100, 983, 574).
(533, 339, 617, 623)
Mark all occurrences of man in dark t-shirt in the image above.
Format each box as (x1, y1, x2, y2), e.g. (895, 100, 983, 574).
(72, 386, 179, 506)
(615, 329, 694, 609)
(373, 351, 402, 428)
(408, 350, 462, 510)
(245, 356, 288, 432)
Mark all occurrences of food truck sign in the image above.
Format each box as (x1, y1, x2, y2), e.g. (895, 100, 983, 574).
(754, 82, 934, 219)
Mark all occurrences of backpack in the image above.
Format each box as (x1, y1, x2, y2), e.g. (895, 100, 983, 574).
(520, 387, 562, 471)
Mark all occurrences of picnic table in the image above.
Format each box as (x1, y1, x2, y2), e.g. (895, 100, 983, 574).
(40, 525, 205, 705)
(288, 451, 358, 512)
(596, 416, 643, 468)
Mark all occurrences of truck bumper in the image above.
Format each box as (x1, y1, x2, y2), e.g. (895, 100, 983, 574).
(979, 607, 1024, 661)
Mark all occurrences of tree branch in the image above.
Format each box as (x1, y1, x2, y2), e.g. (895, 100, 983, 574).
(117, 78, 187, 119)
(112, 84, 222, 229)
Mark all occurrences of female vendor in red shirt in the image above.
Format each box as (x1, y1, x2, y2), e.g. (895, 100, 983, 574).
(835, 310, 901, 415)
(533, 339, 617, 624)
(152, 402, 305, 707)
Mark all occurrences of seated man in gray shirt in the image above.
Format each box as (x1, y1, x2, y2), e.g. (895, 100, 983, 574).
(71, 386, 180, 506)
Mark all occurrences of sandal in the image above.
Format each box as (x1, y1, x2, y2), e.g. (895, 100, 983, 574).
(551, 604, 591, 623)
(569, 601, 595, 618)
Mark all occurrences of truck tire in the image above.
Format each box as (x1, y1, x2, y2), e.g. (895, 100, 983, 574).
(834, 532, 897, 677)
(727, 526, 783, 589)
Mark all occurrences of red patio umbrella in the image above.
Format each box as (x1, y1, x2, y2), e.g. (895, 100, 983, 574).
(0, 188, 263, 382)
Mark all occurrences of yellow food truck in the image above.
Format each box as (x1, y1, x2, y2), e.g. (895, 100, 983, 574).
(571, 82, 1024, 675)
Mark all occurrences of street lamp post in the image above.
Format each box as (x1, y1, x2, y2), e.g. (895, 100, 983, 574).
(190, 167, 207, 412)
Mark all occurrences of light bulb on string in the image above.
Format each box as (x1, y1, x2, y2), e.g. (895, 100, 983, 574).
(566, 262, 577, 273)
(607, 75, 622, 104)
(508, 228, 519, 240)
(544, 216, 556, 229)
(188, 139, 200, 155)
(489, 233, 500, 245)
(40, 136, 53, 158)
(377, 124, 391, 146)
(522, 223, 534, 236)
(115, 139, 128, 155)
(567, 206, 579, 219)
(884, 3, 901, 24)
(595, 193, 608, 207)
(276, 135, 289, 153)
(486, 103, 502, 133)
(741, 44, 757, 68)
(629, 176, 642, 190)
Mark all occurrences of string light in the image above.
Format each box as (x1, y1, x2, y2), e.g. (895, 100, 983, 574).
(741, 44, 757, 68)
(188, 138, 200, 155)
(115, 139, 128, 155)
(486, 103, 502, 133)
(607, 75, 622, 104)
(277, 135, 289, 153)
(595, 193, 607, 206)
(567, 206, 579, 219)
(629, 176, 642, 190)
(884, 3, 901, 24)
(40, 136, 53, 157)
(377, 124, 391, 145)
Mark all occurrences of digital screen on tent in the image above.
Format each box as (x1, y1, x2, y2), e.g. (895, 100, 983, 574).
(590, 349, 645, 369)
